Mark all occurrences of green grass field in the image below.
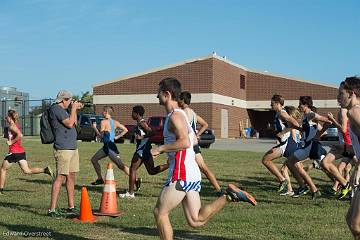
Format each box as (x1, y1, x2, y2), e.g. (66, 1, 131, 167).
(0, 138, 352, 240)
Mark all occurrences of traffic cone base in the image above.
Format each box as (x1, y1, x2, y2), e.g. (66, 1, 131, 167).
(72, 215, 98, 222)
(95, 163, 122, 217)
(93, 210, 122, 217)
(73, 186, 98, 223)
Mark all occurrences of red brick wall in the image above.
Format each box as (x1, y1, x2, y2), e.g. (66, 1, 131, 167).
(212, 58, 247, 100)
(93, 57, 339, 139)
(95, 102, 250, 139)
(246, 72, 337, 101)
(93, 59, 213, 95)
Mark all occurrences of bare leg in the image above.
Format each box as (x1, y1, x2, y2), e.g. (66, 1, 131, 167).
(129, 155, 142, 194)
(50, 174, 66, 210)
(195, 153, 221, 192)
(346, 190, 360, 239)
(0, 160, 13, 189)
(281, 163, 293, 192)
(182, 191, 228, 227)
(66, 172, 76, 208)
(286, 155, 306, 187)
(321, 153, 348, 187)
(18, 160, 44, 174)
(334, 161, 347, 190)
(345, 163, 352, 182)
(154, 183, 186, 240)
(143, 154, 169, 175)
(294, 161, 317, 192)
(262, 148, 285, 182)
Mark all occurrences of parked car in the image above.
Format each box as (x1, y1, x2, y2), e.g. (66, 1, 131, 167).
(115, 124, 136, 143)
(147, 116, 215, 148)
(198, 128, 215, 148)
(148, 116, 166, 144)
(320, 124, 339, 141)
(77, 114, 104, 142)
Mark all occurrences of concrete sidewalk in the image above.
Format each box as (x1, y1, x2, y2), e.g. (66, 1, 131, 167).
(210, 138, 276, 152)
(210, 138, 334, 152)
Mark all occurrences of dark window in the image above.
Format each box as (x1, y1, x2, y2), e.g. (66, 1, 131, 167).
(240, 75, 246, 89)
(149, 118, 161, 127)
(80, 116, 90, 125)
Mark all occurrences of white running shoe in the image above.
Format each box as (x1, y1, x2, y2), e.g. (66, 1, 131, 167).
(119, 191, 135, 199)
(280, 191, 294, 196)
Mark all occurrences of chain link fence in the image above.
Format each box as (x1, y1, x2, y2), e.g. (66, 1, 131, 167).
(1, 99, 54, 136)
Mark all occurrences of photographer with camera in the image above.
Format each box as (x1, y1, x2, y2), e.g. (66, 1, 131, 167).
(47, 90, 83, 217)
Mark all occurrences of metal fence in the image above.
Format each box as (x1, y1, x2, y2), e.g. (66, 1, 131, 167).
(1, 99, 54, 136)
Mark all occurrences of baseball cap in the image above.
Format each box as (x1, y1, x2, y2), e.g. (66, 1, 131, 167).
(55, 90, 73, 103)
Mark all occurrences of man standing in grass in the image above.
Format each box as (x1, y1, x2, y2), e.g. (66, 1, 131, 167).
(48, 90, 83, 217)
(152, 77, 256, 240)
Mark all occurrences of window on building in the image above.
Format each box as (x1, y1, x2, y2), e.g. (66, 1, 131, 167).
(240, 75, 246, 89)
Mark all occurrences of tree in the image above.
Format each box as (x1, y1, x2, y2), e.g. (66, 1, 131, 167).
(77, 91, 94, 114)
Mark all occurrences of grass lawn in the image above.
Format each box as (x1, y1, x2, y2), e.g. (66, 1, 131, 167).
(0, 138, 352, 240)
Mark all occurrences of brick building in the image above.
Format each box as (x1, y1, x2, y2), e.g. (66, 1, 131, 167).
(93, 54, 338, 138)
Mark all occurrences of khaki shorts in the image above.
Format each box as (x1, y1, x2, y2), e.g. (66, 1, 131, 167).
(53, 149, 80, 175)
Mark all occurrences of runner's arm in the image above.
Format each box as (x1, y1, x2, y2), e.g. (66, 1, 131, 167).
(196, 115, 208, 138)
(140, 121, 153, 138)
(115, 122, 128, 139)
(157, 112, 190, 153)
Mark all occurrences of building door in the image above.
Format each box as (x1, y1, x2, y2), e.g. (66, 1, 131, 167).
(221, 109, 228, 138)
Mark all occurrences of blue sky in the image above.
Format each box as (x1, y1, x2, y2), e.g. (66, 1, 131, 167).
(0, 0, 359, 99)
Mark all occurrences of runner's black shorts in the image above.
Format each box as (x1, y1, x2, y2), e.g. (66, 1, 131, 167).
(4, 152, 26, 163)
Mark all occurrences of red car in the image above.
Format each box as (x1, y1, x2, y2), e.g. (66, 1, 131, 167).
(147, 116, 215, 148)
(147, 116, 166, 144)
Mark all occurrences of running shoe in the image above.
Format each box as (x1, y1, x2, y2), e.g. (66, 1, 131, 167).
(292, 186, 310, 198)
(62, 206, 80, 216)
(312, 190, 321, 200)
(280, 191, 294, 197)
(44, 166, 55, 180)
(225, 184, 257, 206)
(278, 180, 288, 193)
(47, 209, 62, 218)
(216, 188, 226, 197)
(119, 191, 135, 199)
(323, 187, 338, 196)
(135, 178, 142, 192)
(91, 179, 104, 185)
(339, 182, 351, 200)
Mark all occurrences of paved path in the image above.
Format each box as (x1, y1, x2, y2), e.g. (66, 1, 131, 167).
(210, 138, 334, 152)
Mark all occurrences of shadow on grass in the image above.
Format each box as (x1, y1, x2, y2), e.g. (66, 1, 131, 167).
(18, 178, 52, 185)
(0, 201, 42, 216)
(0, 222, 89, 240)
(2, 189, 35, 193)
(95, 223, 235, 240)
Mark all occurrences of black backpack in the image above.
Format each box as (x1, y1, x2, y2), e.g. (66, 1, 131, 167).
(40, 107, 55, 144)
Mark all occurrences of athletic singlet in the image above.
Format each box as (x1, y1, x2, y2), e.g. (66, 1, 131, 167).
(274, 109, 290, 143)
(164, 109, 201, 183)
(349, 105, 360, 158)
(301, 111, 318, 143)
(183, 108, 197, 133)
(8, 124, 25, 153)
(135, 119, 150, 150)
(102, 119, 118, 155)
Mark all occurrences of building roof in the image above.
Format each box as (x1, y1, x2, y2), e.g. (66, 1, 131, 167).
(93, 53, 337, 89)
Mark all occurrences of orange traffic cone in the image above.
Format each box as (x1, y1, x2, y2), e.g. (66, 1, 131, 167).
(73, 186, 98, 222)
(94, 163, 122, 217)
